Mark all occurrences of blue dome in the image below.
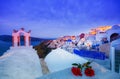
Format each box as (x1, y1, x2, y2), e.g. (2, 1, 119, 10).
(67, 39, 72, 42)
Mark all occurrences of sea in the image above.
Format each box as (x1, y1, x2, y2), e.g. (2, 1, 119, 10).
(0, 40, 41, 56)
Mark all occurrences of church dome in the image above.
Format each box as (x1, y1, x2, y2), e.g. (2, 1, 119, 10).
(111, 25, 120, 29)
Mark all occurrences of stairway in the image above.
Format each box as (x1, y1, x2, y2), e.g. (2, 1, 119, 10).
(0, 46, 43, 79)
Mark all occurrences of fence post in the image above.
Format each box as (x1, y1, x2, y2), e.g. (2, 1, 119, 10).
(110, 46, 115, 72)
(119, 64, 120, 74)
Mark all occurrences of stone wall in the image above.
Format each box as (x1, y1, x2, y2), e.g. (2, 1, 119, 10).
(99, 43, 110, 58)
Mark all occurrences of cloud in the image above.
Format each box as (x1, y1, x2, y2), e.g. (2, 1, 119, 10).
(0, 0, 120, 38)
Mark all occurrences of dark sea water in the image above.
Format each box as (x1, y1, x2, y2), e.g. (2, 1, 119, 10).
(0, 40, 41, 56)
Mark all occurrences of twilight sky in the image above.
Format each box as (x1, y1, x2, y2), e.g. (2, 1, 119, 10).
(0, 0, 120, 38)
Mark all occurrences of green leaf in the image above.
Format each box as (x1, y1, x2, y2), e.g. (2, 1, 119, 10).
(86, 66, 92, 69)
(72, 63, 78, 66)
(89, 66, 92, 68)
(87, 61, 91, 65)
(78, 64, 82, 68)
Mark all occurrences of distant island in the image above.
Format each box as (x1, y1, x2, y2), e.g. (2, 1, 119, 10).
(0, 35, 55, 42)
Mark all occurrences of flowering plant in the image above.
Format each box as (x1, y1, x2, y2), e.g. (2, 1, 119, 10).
(71, 63, 82, 76)
(84, 68, 95, 77)
(71, 61, 95, 77)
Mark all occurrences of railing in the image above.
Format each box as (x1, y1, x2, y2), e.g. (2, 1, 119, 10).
(115, 49, 120, 73)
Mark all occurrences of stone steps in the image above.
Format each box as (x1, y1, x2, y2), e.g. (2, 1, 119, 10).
(40, 58, 50, 75)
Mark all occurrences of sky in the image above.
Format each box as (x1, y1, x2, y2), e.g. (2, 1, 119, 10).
(0, 0, 120, 38)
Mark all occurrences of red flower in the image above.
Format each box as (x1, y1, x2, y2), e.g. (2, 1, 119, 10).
(71, 67, 82, 76)
(84, 68, 95, 77)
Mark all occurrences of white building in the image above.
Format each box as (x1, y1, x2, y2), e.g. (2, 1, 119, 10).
(110, 38, 120, 73)
(106, 25, 120, 42)
(92, 25, 120, 45)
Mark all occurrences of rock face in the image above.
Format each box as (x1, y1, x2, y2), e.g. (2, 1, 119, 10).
(33, 40, 55, 58)
(0, 46, 42, 79)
